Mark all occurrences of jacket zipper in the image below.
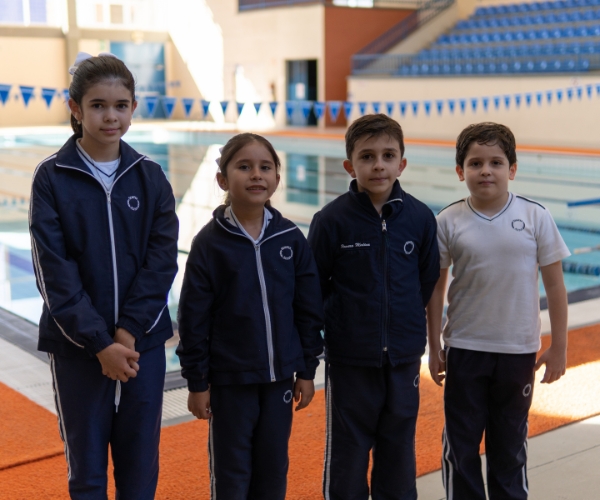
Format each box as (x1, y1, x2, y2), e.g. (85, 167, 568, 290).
(254, 244, 276, 381)
(382, 218, 389, 358)
(216, 219, 297, 382)
(57, 158, 144, 412)
(56, 158, 144, 327)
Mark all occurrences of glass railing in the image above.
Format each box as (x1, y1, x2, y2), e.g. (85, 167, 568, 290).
(352, 52, 600, 76)
(239, 0, 421, 11)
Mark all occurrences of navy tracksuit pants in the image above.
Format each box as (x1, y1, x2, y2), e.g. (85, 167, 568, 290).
(323, 359, 421, 500)
(442, 347, 537, 500)
(208, 377, 295, 500)
(49, 344, 166, 500)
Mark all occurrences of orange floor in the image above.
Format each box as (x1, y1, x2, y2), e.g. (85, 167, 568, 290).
(1, 324, 600, 499)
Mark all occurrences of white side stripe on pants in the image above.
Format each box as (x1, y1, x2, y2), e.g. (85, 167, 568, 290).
(322, 365, 333, 500)
(49, 353, 73, 480)
(208, 417, 216, 499)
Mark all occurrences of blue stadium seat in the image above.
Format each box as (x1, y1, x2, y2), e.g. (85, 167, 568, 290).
(489, 18, 500, 27)
(431, 64, 440, 74)
(420, 64, 430, 75)
(518, 3, 530, 12)
(527, 30, 538, 39)
(507, 4, 519, 13)
(525, 60, 536, 71)
(476, 63, 486, 73)
(577, 26, 589, 36)
(551, 59, 562, 71)
(486, 62, 497, 73)
(579, 58, 590, 70)
(515, 31, 525, 40)
(566, 59, 576, 70)
(536, 59, 550, 71)
(442, 63, 451, 74)
(540, 29, 551, 39)
(560, 27, 573, 38)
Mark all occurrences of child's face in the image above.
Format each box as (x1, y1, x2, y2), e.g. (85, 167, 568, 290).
(456, 141, 517, 203)
(343, 134, 407, 202)
(69, 79, 136, 148)
(216, 141, 280, 209)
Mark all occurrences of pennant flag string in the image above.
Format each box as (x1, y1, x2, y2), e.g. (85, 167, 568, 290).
(2, 82, 599, 120)
(161, 96, 177, 118)
(328, 101, 341, 122)
(201, 100, 211, 118)
(181, 98, 194, 118)
(19, 86, 35, 107)
(0, 84, 11, 105)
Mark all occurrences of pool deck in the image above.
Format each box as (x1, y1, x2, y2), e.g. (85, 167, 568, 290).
(1, 295, 600, 499)
(1, 123, 600, 497)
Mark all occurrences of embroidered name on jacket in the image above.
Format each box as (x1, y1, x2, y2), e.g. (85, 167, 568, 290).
(340, 243, 371, 249)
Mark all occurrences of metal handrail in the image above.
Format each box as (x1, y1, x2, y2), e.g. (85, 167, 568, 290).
(355, 0, 454, 55)
(239, 0, 420, 11)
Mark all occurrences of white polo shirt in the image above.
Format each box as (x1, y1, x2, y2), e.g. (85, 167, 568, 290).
(437, 193, 570, 354)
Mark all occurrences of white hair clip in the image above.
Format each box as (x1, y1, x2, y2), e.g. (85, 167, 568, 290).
(68, 51, 119, 76)
(215, 147, 224, 167)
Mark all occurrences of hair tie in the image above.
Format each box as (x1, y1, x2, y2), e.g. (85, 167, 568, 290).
(68, 51, 119, 76)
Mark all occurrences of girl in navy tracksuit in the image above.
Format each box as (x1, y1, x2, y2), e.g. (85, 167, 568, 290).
(28, 53, 178, 498)
(177, 133, 324, 500)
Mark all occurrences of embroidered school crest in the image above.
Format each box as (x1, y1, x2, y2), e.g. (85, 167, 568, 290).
(127, 196, 140, 211)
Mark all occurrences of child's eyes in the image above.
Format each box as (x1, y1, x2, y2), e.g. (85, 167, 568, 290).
(261, 165, 272, 170)
(384, 153, 395, 159)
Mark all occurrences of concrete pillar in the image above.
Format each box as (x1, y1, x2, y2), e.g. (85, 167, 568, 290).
(65, 0, 80, 72)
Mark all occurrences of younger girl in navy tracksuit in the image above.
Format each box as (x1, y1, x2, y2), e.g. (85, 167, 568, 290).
(177, 132, 324, 500)
(29, 53, 178, 498)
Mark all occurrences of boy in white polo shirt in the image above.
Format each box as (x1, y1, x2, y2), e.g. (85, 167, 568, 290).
(427, 122, 570, 500)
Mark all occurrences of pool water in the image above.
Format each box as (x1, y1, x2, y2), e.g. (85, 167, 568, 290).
(2, 126, 600, 373)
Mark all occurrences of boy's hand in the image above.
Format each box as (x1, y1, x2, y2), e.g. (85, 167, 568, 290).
(188, 390, 211, 420)
(114, 327, 140, 372)
(429, 350, 446, 387)
(293, 378, 315, 411)
(535, 345, 567, 384)
(96, 343, 140, 382)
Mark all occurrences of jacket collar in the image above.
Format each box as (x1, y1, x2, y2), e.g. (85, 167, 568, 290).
(55, 135, 145, 177)
(213, 204, 296, 240)
(348, 179, 404, 218)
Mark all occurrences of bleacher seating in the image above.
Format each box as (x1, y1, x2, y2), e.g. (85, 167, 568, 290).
(395, 0, 600, 75)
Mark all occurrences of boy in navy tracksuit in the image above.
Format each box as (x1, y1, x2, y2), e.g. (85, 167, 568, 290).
(29, 53, 179, 498)
(177, 133, 323, 499)
(308, 114, 440, 500)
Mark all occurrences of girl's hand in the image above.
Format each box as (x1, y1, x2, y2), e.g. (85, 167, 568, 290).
(188, 390, 212, 419)
(293, 378, 315, 411)
(114, 327, 139, 372)
(96, 343, 140, 382)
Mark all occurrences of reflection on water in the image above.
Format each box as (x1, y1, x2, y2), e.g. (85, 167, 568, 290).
(1, 127, 600, 349)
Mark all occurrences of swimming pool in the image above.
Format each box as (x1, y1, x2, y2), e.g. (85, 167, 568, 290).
(1, 126, 599, 371)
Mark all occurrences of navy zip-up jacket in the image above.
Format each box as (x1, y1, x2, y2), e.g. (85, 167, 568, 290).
(307, 180, 439, 367)
(29, 135, 179, 358)
(177, 205, 324, 393)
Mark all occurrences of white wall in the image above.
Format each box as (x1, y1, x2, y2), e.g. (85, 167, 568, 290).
(347, 74, 600, 148)
(204, 0, 325, 128)
(0, 37, 69, 127)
